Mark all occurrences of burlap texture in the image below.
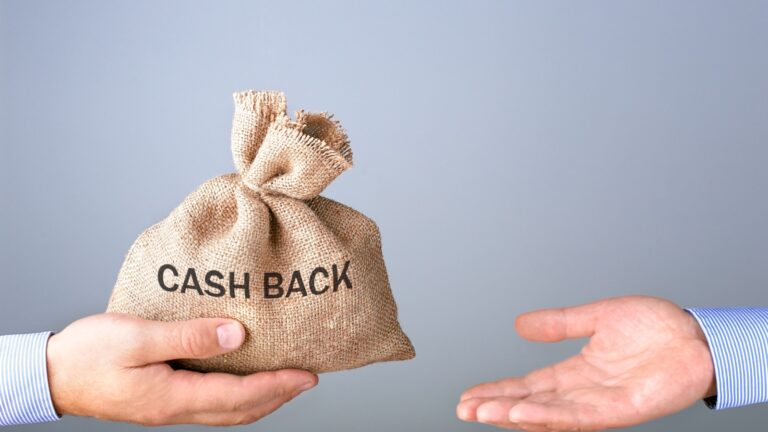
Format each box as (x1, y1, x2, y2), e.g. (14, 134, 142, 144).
(106, 91, 415, 374)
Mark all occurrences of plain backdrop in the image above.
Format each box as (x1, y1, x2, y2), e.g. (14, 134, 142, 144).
(1, 1, 767, 431)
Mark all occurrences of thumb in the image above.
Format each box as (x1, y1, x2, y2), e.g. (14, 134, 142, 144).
(515, 300, 606, 342)
(134, 318, 246, 363)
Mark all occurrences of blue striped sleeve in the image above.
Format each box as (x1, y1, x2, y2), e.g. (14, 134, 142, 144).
(0, 332, 61, 426)
(687, 308, 768, 410)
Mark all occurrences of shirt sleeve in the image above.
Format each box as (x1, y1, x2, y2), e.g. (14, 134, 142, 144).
(687, 308, 768, 410)
(0, 332, 61, 426)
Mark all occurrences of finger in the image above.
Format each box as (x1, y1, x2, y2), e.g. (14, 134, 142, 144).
(457, 397, 498, 422)
(474, 398, 568, 432)
(460, 377, 530, 401)
(516, 300, 607, 342)
(132, 317, 246, 363)
(183, 395, 296, 426)
(458, 397, 551, 430)
(508, 401, 594, 431)
(167, 368, 317, 422)
(474, 397, 525, 429)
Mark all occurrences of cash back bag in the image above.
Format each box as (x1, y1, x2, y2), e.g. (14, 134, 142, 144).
(107, 91, 415, 374)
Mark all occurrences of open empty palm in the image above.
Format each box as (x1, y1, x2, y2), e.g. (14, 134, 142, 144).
(457, 296, 716, 431)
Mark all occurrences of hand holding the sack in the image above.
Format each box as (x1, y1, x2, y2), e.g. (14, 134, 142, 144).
(457, 296, 716, 431)
(46, 314, 317, 426)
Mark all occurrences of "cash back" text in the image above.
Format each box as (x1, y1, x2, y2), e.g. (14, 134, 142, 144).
(157, 261, 352, 299)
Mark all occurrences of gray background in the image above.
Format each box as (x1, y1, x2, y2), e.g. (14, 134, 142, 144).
(1, 0, 767, 431)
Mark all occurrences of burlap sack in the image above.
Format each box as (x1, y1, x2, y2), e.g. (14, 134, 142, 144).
(107, 90, 415, 374)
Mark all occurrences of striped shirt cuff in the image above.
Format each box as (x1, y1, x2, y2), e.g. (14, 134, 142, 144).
(687, 308, 768, 410)
(0, 332, 61, 426)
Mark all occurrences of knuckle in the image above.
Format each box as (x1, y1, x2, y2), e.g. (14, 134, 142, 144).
(118, 321, 151, 355)
(178, 323, 210, 358)
(226, 396, 253, 413)
(273, 383, 298, 401)
(261, 374, 291, 399)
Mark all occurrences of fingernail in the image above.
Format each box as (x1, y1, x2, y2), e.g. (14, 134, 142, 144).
(475, 403, 493, 423)
(508, 407, 521, 422)
(216, 322, 244, 350)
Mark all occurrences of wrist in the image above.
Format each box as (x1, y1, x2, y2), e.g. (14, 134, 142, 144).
(46, 333, 72, 417)
(686, 311, 717, 398)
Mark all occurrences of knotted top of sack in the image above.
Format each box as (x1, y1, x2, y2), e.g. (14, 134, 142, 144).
(231, 91, 353, 200)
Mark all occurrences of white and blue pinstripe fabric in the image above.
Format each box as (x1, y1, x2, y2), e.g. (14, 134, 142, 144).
(0, 332, 60, 426)
(688, 308, 768, 410)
